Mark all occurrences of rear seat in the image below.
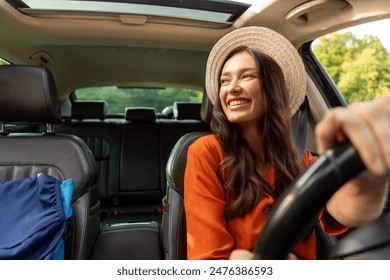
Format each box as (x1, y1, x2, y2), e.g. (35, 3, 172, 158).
(55, 101, 122, 201)
(118, 107, 162, 222)
(55, 100, 210, 225)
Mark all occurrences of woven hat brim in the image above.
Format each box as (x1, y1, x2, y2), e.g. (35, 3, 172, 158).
(205, 26, 307, 116)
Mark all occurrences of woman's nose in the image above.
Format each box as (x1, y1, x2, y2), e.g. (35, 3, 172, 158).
(227, 79, 241, 94)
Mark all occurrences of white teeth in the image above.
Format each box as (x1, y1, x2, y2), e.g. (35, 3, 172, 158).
(229, 100, 248, 106)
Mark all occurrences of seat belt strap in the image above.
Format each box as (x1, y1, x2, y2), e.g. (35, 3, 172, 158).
(291, 97, 308, 163)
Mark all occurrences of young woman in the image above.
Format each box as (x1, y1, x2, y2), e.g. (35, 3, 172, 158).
(184, 26, 389, 260)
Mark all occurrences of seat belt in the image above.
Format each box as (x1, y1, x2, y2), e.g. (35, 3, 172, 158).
(291, 97, 308, 162)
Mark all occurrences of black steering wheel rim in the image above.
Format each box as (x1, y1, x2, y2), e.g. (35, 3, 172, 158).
(252, 141, 365, 259)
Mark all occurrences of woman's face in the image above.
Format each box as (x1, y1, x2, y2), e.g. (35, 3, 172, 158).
(219, 51, 265, 128)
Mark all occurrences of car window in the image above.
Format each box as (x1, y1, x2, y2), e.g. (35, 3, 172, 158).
(74, 86, 203, 114)
(312, 19, 390, 104)
(0, 58, 10, 65)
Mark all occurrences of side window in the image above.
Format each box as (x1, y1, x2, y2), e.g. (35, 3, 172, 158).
(312, 19, 390, 104)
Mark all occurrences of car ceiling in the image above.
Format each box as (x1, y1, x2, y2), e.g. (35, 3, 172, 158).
(0, 0, 389, 101)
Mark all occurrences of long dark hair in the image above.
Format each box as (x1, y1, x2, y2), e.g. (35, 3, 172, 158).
(211, 46, 301, 218)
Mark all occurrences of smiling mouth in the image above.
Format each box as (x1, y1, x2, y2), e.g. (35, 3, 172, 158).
(228, 99, 249, 107)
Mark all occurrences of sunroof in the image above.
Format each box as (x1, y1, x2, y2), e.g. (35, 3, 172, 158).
(10, 0, 252, 24)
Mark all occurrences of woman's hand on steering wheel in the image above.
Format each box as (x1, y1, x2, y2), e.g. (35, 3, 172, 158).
(315, 96, 390, 227)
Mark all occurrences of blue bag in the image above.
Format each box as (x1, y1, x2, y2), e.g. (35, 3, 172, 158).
(0, 173, 74, 260)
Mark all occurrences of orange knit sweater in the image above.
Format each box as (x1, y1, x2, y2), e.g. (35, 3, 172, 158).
(184, 134, 347, 260)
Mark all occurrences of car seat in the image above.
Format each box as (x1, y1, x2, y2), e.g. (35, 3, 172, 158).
(162, 93, 337, 259)
(0, 65, 100, 259)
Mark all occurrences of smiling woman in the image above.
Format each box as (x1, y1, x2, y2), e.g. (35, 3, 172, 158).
(219, 49, 265, 127)
(184, 27, 318, 260)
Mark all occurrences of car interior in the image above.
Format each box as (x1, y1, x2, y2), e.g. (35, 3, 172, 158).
(0, 0, 389, 260)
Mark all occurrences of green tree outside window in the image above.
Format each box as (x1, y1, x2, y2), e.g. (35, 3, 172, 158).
(313, 27, 390, 103)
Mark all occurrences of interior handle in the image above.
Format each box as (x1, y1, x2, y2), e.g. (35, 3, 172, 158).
(286, 0, 350, 25)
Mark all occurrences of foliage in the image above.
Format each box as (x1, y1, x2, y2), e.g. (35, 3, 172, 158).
(313, 32, 390, 103)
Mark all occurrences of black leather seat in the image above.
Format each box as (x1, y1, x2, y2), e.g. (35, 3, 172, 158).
(55, 100, 122, 218)
(162, 94, 212, 260)
(0, 65, 100, 259)
(162, 94, 337, 260)
(162, 130, 210, 259)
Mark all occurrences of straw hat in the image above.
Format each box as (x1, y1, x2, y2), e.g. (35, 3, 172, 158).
(205, 26, 307, 116)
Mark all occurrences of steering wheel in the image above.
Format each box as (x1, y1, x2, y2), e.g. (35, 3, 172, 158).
(252, 141, 390, 259)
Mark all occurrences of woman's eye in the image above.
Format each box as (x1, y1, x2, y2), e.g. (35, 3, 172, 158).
(220, 78, 229, 85)
(243, 74, 255, 79)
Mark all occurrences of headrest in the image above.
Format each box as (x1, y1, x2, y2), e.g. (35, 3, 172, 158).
(0, 65, 62, 124)
(125, 107, 156, 122)
(200, 91, 213, 125)
(72, 101, 107, 120)
(173, 102, 201, 120)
